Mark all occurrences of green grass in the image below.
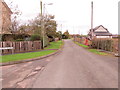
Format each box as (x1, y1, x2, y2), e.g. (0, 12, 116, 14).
(74, 41, 108, 56)
(0, 50, 56, 63)
(1, 40, 63, 63)
(45, 40, 63, 49)
(74, 42, 88, 48)
(88, 49, 107, 55)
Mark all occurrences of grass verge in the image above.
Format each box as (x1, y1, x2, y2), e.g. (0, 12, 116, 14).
(45, 40, 63, 49)
(88, 49, 107, 55)
(74, 41, 88, 48)
(1, 40, 63, 63)
(74, 41, 108, 56)
(0, 50, 56, 63)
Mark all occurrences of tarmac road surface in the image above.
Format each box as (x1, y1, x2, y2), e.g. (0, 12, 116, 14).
(32, 39, 118, 88)
(2, 39, 118, 88)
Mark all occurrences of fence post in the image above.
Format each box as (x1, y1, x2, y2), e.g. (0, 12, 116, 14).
(11, 42, 14, 54)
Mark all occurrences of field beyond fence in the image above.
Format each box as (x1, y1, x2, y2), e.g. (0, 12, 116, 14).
(0, 41, 42, 55)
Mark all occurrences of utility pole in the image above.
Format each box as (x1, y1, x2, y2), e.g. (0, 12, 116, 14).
(73, 26, 75, 40)
(40, 0, 42, 16)
(61, 24, 62, 39)
(61, 24, 62, 33)
(40, 0, 44, 48)
(91, 1, 93, 30)
(40, 1, 53, 48)
(78, 30, 80, 35)
(91, 1, 94, 39)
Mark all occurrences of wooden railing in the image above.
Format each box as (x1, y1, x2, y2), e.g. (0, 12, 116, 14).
(0, 41, 42, 55)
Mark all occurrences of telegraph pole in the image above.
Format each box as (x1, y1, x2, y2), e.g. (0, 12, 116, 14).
(40, 0, 44, 48)
(91, 1, 94, 39)
(91, 1, 93, 30)
(40, 1, 53, 48)
(61, 24, 62, 39)
(40, 0, 42, 16)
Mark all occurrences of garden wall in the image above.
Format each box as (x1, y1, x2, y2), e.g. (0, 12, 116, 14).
(0, 41, 42, 55)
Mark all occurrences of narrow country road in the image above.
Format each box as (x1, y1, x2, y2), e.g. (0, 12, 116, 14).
(2, 39, 118, 88)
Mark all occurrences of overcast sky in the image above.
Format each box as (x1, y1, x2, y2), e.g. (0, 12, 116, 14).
(5, 0, 118, 35)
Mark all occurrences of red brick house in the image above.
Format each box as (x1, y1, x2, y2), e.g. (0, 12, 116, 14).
(0, 0, 12, 34)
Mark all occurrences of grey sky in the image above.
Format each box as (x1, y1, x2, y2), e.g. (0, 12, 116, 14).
(5, 0, 118, 34)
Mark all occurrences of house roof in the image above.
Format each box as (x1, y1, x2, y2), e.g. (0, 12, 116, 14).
(2, 0, 12, 14)
(88, 25, 112, 36)
(93, 25, 108, 32)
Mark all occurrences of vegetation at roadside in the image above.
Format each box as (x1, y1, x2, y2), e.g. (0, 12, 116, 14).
(45, 40, 63, 49)
(1, 50, 56, 63)
(74, 41, 88, 48)
(74, 41, 108, 56)
(62, 30, 70, 39)
(88, 49, 107, 55)
(1, 40, 63, 63)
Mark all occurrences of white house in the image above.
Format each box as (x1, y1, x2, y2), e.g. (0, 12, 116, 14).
(88, 25, 112, 40)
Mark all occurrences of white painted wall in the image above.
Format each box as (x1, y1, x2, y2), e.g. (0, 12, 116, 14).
(96, 36, 112, 38)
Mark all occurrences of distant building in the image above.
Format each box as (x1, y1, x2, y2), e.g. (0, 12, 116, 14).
(70, 34, 80, 38)
(0, 0, 12, 34)
(112, 34, 119, 38)
(88, 25, 112, 40)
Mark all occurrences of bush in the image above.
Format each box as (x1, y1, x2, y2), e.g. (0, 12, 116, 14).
(15, 39, 24, 41)
(30, 34, 41, 41)
(48, 36, 54, 42)
(62, 34, 69, 39)
(14, 34, 30, 40)
(1, 34, 31, 41)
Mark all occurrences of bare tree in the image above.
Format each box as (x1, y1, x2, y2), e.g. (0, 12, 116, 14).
(8, 1, 22, 34)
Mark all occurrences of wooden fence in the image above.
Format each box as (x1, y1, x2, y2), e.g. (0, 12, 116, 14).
(0, 41, 42, 54)
(74, 37, 118, 53)
(91, 38, 118, 53)
(112, 39, 119, 53)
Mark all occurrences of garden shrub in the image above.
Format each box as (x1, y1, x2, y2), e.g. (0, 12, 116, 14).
(30, 34, 41, 41)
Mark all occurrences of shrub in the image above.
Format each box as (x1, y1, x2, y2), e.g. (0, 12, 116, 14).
(14, 34, 30, 40)
(1, 34, 31, 41)
(15, 39, 24, 41)
(30, 34, 41, 41)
